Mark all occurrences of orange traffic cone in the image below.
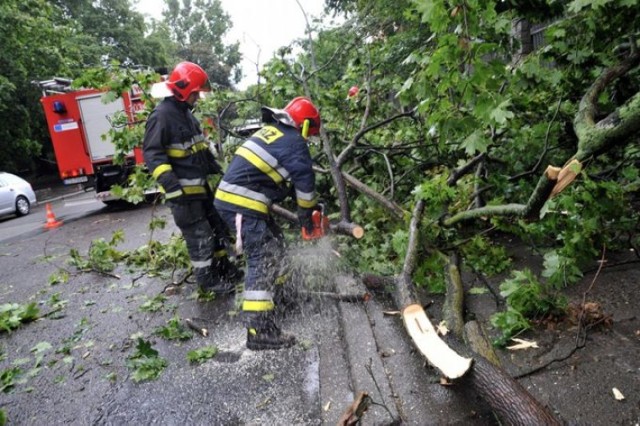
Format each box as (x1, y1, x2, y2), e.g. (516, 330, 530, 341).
(44, 203, 63, 229)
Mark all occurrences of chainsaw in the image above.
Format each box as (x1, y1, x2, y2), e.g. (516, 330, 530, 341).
(301, 204, 330, 241)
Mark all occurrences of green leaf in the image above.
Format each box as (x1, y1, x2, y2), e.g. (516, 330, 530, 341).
(490, 99, 514, 125)
(126, 339, 167, 382)
(186, 346, 218, 364)
(30, 342, 52, 354)
(1, 367, 23, 393)
(460, 130, 490, 155)
(154, 316, 193, 341)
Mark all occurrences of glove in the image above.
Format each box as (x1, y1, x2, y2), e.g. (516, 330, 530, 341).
(209, 159, 224, 175)
(297, 207, 314, 234)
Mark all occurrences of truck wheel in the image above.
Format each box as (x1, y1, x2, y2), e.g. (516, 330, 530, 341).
(15, 196, 31, 216)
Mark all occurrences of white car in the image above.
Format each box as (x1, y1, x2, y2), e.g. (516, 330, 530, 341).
(0, 172, 38, 217)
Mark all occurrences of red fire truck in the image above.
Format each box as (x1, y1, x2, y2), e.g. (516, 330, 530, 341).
(36, 78, 147, 203)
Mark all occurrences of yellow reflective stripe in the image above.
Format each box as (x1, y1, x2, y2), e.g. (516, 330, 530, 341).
(213, 249, 227, 258)
(236, 146, 283, 184)
(165, 189, 182, 199)
(182, 186, 206, 195)
(166, 142, 209, 158)
(215, 189, 269, 214)
(192, 142, 209, 152)
(242, 300, 275, 312)
(166, 148, 189, 158)
(297, 198, 317, 209)
(152, 164, 172, 180)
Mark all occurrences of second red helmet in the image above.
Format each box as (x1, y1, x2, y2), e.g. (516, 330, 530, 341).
(284, 97, 321, 136)
(166, 61, 211, 102)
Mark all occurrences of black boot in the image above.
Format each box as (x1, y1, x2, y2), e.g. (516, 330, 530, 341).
(246, 327, 296, 350)
(201, 280, 235, 295)
(205, 258, 243, 295)
(214, 257, 245, 285)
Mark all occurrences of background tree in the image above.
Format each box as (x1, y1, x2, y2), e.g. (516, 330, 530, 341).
(0, 0, 83, 173)
(163, 0, 241, 87)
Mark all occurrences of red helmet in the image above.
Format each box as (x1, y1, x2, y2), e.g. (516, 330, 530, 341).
(284, 97, 321, 136)
(166, 61, 211, 101)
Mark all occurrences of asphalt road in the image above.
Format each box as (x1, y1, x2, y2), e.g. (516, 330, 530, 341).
(0, 189, 104, 244)
(1, 198, 445, 425)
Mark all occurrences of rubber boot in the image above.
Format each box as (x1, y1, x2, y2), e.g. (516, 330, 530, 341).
(200, 277, 235, 295)
(246, 326, 296, 350)
(205, 257, 244, 295)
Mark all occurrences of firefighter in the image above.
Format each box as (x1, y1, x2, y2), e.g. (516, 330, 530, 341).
(214, 97, 321, 350)
(143, 61, 242, 294)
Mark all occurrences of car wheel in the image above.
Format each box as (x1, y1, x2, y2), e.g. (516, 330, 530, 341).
(15, 196, 30, 216)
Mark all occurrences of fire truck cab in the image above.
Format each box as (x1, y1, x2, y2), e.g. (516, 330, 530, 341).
(36, 78, 146, 203)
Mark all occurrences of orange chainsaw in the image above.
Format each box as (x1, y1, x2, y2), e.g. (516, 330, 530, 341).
(301, 205, 330, 241)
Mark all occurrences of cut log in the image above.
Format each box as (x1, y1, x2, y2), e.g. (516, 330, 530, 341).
(402, 303, 473, 379)
(331, 220, 364, 239)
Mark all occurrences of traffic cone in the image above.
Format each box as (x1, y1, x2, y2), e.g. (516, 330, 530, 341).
(44, 203, 63, 229)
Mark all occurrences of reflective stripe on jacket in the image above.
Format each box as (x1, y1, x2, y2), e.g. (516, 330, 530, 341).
(214, 122, 316, 218)
(143, 97, 220, 200)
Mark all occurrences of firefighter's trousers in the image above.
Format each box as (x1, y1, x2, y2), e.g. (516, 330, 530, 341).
(217, 209, 285, 330)
(169, 199, 230, 289)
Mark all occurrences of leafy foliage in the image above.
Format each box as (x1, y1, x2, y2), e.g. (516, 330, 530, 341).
(491, 269, 566, 345)
(1, 367, 23, 393)
(0, 303, 39, 333)
(186, 346, 218, 364)
(126, 338, 167, 382)
(139, 294, 168, 313)
(68, 230, 125, 273)
(126, 234, 190, 275)
(154, 316, 193, 341)
(48, 270, 70, 286)
(461, 235, 512, 277)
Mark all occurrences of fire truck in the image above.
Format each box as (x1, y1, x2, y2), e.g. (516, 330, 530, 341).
(36, 78, 147, 203)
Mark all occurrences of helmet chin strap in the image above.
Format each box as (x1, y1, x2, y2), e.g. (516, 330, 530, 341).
(301, 119, 310, 139)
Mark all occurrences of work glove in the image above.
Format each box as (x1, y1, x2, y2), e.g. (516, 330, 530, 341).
(209, 159, 224, 175)
(297, 207, 315, 234)
(298, 204, 324, 233)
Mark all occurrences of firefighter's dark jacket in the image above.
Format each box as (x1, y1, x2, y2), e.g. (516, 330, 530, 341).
(143, 97, 220, 201)
(214, 121, 317, 218)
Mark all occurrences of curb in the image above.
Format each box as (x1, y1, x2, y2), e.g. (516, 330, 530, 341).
(35, 189, 89, 205)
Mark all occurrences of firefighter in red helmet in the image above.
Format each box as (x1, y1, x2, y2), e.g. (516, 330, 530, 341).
(143, 61, 242, 294)
(214, 96, 322, 350)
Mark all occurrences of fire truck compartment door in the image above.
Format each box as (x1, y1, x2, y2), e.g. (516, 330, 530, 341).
(77, 94, 127, 161)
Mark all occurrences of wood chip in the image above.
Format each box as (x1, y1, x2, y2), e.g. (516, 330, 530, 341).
(507, 338, 539, 350)
(436, 321, 449, 336)
(612, 387, 625, 401)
